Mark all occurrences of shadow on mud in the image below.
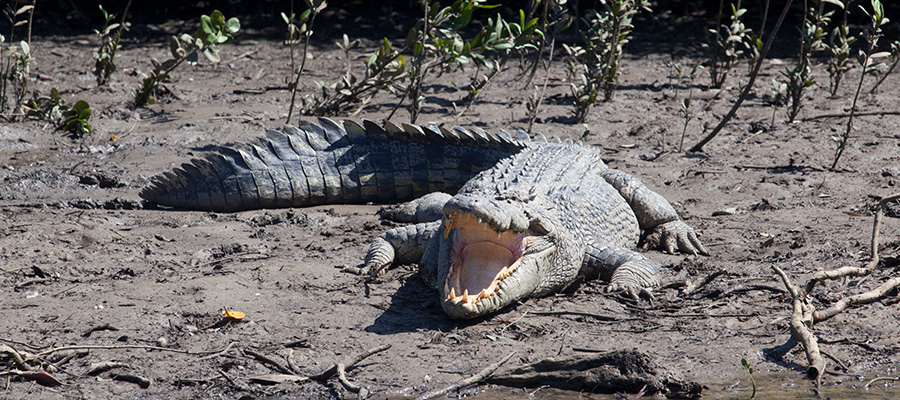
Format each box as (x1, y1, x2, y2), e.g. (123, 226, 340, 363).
(364, 275, 496, 335)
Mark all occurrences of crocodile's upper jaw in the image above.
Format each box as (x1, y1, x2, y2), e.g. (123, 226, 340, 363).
(437, 211, 555, 319)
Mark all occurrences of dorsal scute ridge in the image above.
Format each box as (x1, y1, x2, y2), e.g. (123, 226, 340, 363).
(450, 125, 475, 144)
(263, 129, 300, 161)
(382, 120, 411, 142)
(275, 119, 531, 150)
(250, 138, 278, 161)
(298, 120, 329, 148)
(341, 120, 368, 144)
(419, 124, 442, 144)
(284, 129, 316, 157)
(316, 117, 346, 143)
(362, 119, 389, 141)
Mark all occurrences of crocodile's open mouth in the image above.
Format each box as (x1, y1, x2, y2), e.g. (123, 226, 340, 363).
(442, 212, 533, 307)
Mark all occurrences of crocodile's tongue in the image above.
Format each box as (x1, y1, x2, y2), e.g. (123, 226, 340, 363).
(458, 242, 514, 294)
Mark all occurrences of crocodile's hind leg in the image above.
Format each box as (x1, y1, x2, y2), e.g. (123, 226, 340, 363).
(378, 192, 452, 223)
(581, 242, 661, 298)
(601, 169, 708, 256)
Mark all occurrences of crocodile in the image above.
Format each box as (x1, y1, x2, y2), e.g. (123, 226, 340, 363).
(141, 118, 707, 319)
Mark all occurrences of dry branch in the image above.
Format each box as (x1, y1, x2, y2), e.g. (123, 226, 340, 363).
(771, 193, 900, 380)
(247, 343, 390, 395)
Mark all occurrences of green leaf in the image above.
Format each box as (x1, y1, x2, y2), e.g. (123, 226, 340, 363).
(203, 47, 221, 63)
(226, 18, 241, 35)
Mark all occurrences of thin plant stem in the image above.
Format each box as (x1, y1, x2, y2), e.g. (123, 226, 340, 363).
(527, 37, 556, 134)
(286, 6, 318, 125)
(830, 60, 867, 170)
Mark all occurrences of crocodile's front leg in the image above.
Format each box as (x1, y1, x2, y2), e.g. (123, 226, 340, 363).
(349, 193, 452, 279)
(581, 241, 660, 296)
(601, 169, 708, 256)
(348, 221, 441, 280)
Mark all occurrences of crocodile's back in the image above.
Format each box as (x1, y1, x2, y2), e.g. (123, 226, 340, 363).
(459, 140, 640, 247)
(140, 119, 528, 212)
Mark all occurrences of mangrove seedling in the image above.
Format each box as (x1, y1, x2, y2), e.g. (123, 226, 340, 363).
(704, 0, 751, 89)
(741, 358, 757, 399)
(132, 10, 240, 107)
(782, 0, 831, 123)
(25, 88, 92, 138)
(93, 2, 131, 86)
(824, 0, 857, 96)
(1, 0, 35, 118)
(564, 0, 650, 122)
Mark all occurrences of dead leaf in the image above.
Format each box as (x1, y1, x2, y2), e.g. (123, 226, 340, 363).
(222, 307, 246, 321)
(17, 370, 63, 386)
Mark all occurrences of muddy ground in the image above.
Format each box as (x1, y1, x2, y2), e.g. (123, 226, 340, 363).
(2, 5, 900, 399)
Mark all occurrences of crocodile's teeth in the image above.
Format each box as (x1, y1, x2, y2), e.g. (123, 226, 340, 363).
(443, 220, 452, 238)
(443, 279, 450, 297)
(462, 289, 470, 303)
(449, 287, 457, 300)
(498, 266, 509, 279)
(479, 288, 490, 299)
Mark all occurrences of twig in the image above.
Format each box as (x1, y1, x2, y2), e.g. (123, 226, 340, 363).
(197, 342, 236, 361)
(771, 193, 900, 381)
(802, 110, 900, 121)
(336, 362, 366, 396)
(111, 373, 151, 388)
(286, 349, 302, 375)
(244, 349, 293, 375)
(819, 350, 849, 372)
(805, 193, 900, 295)
(414, 351, 516, 400)
(498, 312, 529, 335)
(814, 277, 900, 322)
(0, 344, 31, 370)
(35, 343, 234, 358)
(527, 310, 620, 322)
(311, 344, 391, 381)
(683, 268, 726, 295)
(865, 375, 900, 389)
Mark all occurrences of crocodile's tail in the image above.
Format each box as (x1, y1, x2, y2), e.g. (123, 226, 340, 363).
(140, 118, 529, 212)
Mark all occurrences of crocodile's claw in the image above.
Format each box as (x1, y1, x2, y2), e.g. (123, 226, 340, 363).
(605, 281, 655, 303)
(644, 220, 708, 256)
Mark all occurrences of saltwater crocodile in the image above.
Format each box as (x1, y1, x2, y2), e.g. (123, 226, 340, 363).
(141, 118, 707, 319)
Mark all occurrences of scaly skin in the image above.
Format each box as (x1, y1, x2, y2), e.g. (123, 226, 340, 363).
(142, 119, 707, 319)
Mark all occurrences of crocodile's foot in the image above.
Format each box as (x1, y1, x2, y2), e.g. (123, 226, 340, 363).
(643, 220, 708, 256)
(605, 258, 660, 302)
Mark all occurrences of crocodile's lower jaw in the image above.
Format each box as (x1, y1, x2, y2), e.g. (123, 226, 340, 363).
(440, 212, 538, 318)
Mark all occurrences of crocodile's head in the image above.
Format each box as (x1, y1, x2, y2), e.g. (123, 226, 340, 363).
(434, 194, 575, 319)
